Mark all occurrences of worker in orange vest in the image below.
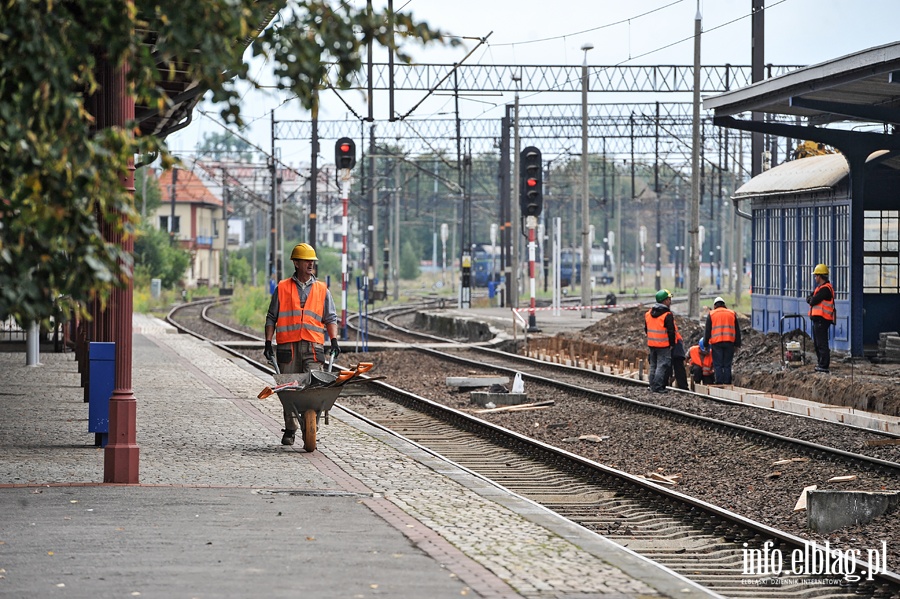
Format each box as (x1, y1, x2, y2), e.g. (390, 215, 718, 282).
(807, 263, 835, 373)
(703, 296, 742, 385)
(687, 338, 715, 385)
(264, 243, 340, 445)
(645, 289, 677, 393)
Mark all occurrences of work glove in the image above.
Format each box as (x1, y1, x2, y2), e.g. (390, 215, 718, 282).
(330, 338, 341, 358)
(264, 340, 275, 361)
(806, 294, 814, 304)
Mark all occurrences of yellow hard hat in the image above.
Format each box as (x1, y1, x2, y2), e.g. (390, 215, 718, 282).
(290, 243, 318, 261)
(813, 263, 829, 276)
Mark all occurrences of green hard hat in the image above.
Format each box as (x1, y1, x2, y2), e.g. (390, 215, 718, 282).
(655, 289, 673, 303)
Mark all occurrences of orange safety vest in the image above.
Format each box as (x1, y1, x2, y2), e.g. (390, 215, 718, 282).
(708, 307, 737, 344)
(275, 279, 328, 344)
(645, 310, 671, 348)
(808, 282, 835, 322)
(688, 345, 714, 376)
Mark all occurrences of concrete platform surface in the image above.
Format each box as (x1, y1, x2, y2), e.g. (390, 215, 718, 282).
(0, 313, 715, 599)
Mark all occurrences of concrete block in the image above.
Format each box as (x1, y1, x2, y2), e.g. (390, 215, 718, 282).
(469, 391, 528, 407)
(446, 375, 509, 389)
(706, 385, 744, 401)
(808, 490, 900, 534)
(742, 393, 775, 409)
(808, 405, 848, 424)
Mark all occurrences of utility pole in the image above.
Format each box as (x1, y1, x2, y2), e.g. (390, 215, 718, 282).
(654, 102, 662, 292)
(580, 43, 593, 317)
(499, 110, 511, 307)
(269, 111, 278, 289)
(168, 166, 178, 245)
(511, 72, 521, 309)
(309, 92, 319, 248)
(222, 170, 229, 289)
(368, 125, 377, 278)
(751, 0, 765, 178)
(688, 3, 703, 318)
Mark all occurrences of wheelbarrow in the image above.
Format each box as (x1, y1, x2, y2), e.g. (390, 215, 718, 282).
(260, 357, 374, 452)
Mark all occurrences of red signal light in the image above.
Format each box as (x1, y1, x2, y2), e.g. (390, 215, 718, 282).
(526, 178, 537, 187)
(340, 143, 351, 153)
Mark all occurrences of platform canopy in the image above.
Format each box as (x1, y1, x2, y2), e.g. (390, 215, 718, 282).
(704, 41, 900, 153)
(705, 42, 900, 126)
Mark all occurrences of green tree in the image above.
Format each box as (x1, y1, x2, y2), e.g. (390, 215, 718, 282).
(0, 1, 447, 325)
(400, 240, 421, 280)
(133, 224, 191, 289)
(226, 255, 251, 286)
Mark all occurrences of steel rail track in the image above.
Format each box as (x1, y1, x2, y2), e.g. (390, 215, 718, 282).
(350, 306, 900, 450)
(342, 381, 900, 598)
(167, 299, 900, 597)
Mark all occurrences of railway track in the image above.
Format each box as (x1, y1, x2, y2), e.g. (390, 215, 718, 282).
(167, 298, 900, 598)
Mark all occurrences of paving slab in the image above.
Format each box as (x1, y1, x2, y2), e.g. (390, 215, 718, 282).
(0, 314, 718, 599)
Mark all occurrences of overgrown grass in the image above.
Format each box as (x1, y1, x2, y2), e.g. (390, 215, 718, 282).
(231, 285, 270, 331)
(134, 287, 181, 317)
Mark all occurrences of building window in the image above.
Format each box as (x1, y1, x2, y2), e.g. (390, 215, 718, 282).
(767, 207, 782, 295)
(159, 215, 180, 233)
(833, 204, 849, 300)
(752, 209, 766, 294)
(864, 210, 899, 294)
(784, 207, 798, 296)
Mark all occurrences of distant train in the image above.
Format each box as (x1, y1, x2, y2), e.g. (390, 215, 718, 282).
(559, 248, 614, 288)
(472, 244, 502, 288)
(469, 244, 613, 288)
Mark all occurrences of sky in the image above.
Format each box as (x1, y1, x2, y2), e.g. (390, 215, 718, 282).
(166, 0, 900, 166)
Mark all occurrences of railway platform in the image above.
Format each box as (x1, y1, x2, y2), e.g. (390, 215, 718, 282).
(0, 313, 716, 599)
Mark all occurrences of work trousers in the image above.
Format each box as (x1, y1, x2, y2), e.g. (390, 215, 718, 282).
(648, 346, 672, 392)
(812, 318, 831, 370)
(690, 365, 715, 385)
(670, 357, 688, 390)
(277, 340, 325, 431)
(669, 339, 688, 390)
(710, 342, 736, 385)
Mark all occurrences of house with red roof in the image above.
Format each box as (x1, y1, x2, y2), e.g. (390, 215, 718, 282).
(154, 167, 230, 288)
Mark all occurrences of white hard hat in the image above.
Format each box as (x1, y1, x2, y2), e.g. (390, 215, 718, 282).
(714, 296, 726, 305)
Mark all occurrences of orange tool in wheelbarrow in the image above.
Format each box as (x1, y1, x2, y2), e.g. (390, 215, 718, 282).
(265, 357, 376, 453)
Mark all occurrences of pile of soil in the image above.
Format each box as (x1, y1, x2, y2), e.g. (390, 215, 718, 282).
(570, 305, 900, 416)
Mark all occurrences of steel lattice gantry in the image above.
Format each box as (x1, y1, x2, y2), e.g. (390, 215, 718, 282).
(338, 62, 800, 94)
(276, 102, 794, 172)
(273, 62, 801, 302)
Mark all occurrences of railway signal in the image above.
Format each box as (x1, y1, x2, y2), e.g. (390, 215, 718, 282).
(519, 146, 543, 217)
(335, 136, 356, 340)
(335, 137, 356, 170)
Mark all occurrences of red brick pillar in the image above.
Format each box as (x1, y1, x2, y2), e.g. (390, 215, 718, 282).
(100, 58, 139, 483)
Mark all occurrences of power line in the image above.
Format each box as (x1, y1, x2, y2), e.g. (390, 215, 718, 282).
(490, 0, 684, 47)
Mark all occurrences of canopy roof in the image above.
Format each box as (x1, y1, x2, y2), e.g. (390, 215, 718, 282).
(704, 42, 900, 126)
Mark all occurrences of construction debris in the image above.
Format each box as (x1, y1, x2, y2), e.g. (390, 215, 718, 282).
(877, 331, 900, 362)
(827, 475, 858, 483)
(577, 434, 610, 443)
(865, 438, 900, 447)
(472, 400, 554, 414)
(794, 485, 818, 511)
(647, 472, 681, 485)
